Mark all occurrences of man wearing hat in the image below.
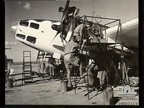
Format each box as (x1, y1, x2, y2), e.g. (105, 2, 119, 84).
(72, 20, 92, 75)
(74, 20, 93, 42)
(64, 20, 92, 87)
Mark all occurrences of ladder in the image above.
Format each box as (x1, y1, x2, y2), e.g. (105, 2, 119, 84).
(22, 51, 32, 84)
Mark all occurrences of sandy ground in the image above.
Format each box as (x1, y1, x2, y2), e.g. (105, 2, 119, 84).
(5, 79, 106, 105)
(5, 64, 139, 105)
(6, 64, 106, 105)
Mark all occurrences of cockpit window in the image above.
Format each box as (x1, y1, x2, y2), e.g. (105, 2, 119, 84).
(30, 23, 39, 29)
(27, 36, 36, 44)
(16, 34, 25, 39)
(19, 21, 29, 27)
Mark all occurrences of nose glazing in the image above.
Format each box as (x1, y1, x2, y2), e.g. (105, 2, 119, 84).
(10, 21, 18, 36)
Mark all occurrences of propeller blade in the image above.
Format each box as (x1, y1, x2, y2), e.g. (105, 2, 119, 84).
(50, 31, 60, 43)
(51, 0, 70, 43)
(65, 18, 74, 42)
(61, 0, 70, 23)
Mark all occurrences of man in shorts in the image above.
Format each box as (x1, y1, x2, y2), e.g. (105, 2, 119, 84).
(64, 36, 80, 87)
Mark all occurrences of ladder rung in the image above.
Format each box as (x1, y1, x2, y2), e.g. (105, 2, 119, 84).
(24, 62, 31, 64)
(23, 59, 31, 61)
(23, 62, 31, 64)
(23, 70, 31, 72)
(24, 77, 31, 79)
(24, 69, 31, 71)
(24, 59, 30, 60)
(24, 76, 31, 79)
(24, 75, 31, 77)
(24, 66, 31, 68)
(23, 63, 31, 65)
(23, 67, 31, 69)
(23, 62, 31, 65)
(23, 61, 31, 63)
(23, 64, 31, 66)
(23, 73, 31, 75)
(23, 65, 32, 69)
(24, 67, 31, 69)
(24, 56, 31, 57)
(24, 74, 31, 76)
(24, 65, 31, 67)
(23, 74, 31, 76)
(24, 68, 31, 70)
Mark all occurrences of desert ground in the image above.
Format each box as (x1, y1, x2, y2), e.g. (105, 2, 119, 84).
(5, 64, 139, 105)
(5, 64, 106, 105)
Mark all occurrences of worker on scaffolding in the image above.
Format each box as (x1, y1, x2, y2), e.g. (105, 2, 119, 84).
(63, 20, 92, 86)
(83, 60, 98, 89)
(73, 17, 104, 46)
(73, 19, 93, 75)
(64, 36, 80, 88)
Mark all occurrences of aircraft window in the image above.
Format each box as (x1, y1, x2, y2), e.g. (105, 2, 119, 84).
(16, 34, 25, 39)
(19, 21, 29, 27)
(27, 36, 36, 44)
(30, 23, 39, 29)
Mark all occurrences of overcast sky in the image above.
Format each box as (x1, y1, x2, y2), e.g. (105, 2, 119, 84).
(5, 0, 138, 62)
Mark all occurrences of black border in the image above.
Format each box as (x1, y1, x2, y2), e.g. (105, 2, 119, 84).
(141, 0, 144, 106)
(2, 0, 143, 107)
(0, 0, 5, 107)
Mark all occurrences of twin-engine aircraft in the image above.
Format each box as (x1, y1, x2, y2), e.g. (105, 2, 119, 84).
(10, 0, 138, 66)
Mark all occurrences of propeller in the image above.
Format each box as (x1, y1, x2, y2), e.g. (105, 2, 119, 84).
(65, 17, 75, 42)
(51, 0, 70, 43)
(60, 0, 70, 24)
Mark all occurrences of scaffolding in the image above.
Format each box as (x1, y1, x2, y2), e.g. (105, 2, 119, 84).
(36, 51, 62, 78)
(73, 15, 129, 100)
(36, 51, 51, 78)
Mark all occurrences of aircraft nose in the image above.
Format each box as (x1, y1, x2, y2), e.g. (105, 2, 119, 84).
(10, 21, 18, 35)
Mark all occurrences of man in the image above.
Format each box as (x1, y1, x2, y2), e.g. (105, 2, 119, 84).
(64, 20, 92, 87)
(73, 20, 92, 76)
(64, 36, 80, 87)
(47, 57, 56, 78)
(97, 65, 107, 89)
(73, 21, 92, 41)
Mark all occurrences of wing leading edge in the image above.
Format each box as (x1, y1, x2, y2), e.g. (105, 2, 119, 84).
(106, 18, 138, 49)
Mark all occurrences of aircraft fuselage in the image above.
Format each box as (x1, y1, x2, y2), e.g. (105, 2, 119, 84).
(11, 19, 66, 57)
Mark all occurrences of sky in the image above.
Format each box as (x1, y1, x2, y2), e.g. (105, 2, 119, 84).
(5, 0, 138, 62)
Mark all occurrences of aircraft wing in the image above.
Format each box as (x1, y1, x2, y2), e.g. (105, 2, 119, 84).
(85, 18, 138, 55)
(106, 18, 138, 49)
